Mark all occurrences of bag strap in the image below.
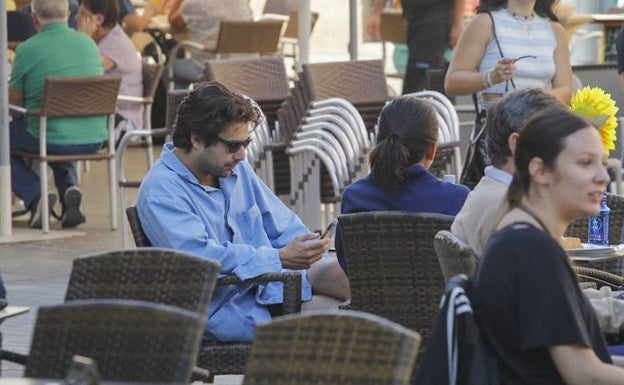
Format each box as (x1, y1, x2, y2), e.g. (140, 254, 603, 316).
(487, 11, 516, 90)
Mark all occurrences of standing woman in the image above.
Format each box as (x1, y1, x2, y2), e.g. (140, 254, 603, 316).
(473, 108, 624, 384)
(77, 0, 143, 137)
(444, 0, 572, 189)
(445, 0, 572, 109)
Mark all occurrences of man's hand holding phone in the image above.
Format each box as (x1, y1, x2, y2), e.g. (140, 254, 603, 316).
(279, 220, 337, 269)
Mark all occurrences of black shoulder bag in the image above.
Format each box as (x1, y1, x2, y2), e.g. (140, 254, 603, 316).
(459, 12, 515, 190)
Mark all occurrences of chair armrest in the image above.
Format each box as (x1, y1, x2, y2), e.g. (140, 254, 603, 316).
(0, 349, 28, 366)
(190, 366, 211, 381)
(574, 266, 624, 290)
(176, 40, 213, 53)
(256, 13, 289, 22)
(217, 272, 302, 314)
(117, 95, 148, 104)
(8, 104, 27, 115)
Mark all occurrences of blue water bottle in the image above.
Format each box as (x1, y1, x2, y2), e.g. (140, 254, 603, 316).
(588, 194, 610, 246)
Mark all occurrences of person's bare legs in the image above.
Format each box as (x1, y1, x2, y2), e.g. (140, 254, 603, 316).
(302, 256, 350, 311)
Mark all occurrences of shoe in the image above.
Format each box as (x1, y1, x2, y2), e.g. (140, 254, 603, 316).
(61, 186, 86, 228)
(28, 193, 58, 229)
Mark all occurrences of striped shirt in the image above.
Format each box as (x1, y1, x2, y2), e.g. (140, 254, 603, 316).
(478, 8, 557, 110)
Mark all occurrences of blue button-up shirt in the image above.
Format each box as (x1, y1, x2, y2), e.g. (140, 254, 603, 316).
(137, 143, 312, 342)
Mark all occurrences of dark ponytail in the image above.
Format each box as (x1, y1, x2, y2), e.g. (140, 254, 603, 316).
(369, 96, 438, 192)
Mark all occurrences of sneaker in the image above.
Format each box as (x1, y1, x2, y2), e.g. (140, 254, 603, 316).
(61, 186, 86, 228)
(28, 193, 58, 229)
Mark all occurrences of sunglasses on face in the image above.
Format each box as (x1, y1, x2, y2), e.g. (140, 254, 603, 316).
(215, 136, 253, 153)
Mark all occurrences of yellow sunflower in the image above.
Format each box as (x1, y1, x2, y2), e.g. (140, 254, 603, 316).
(570, 86, 618, 155)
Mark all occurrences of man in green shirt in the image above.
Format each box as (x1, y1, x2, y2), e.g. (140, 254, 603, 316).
(10, 0, 104, 229)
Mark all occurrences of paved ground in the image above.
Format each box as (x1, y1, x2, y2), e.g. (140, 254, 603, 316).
(0, 1, 396, 379)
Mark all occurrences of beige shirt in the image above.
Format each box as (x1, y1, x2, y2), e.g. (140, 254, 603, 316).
(451, 172, 509, 256)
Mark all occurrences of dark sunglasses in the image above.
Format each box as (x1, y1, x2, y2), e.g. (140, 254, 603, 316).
(215, 136, 253, 153)
(505, 55, 538, 92)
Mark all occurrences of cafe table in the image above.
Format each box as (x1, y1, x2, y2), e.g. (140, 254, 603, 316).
(567, 244, 624, 277)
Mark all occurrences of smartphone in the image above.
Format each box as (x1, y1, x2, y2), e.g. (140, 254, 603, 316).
(320, 219, 338, 240)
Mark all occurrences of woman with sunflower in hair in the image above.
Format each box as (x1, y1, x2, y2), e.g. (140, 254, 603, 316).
(472, 106, 624, 384)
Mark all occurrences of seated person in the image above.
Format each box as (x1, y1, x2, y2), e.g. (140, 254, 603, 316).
(77, 0, 143, 141)
(451, 88, 563, 256)
(473, 107, 624, 384)
(166, 0, 253, 88)
(336, 95, 470, 272)
(136, 81, 349, 343)
(10, 0, 105, 229)
(20, 0, 79, 29)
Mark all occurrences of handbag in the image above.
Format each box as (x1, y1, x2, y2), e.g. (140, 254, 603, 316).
(459, 11, 515, 190)
(459, 107, 488, 190)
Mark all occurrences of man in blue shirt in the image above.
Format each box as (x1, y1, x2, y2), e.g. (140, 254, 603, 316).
(137, 82, 348, 342)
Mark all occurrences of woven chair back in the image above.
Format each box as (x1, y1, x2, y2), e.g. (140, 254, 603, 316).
(338, 211, 453, 355)
(379, 10, 405, 44)
(204, 57, 290, 103)
(126, 206, 152, 247)
(142, 60, 164, 102)
(39, 75, 121, 117)
(217, 19, 284, 55)
(25, 299, 203, 383)
(65, 248, 220, 314)
(301, 60, 389, 104)
(433, 230, 478, 283)
(243, 310, 421, 385)
(282, 10, 319, 40)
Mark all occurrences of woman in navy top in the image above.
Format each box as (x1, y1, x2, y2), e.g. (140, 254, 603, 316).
(336, 96, 469, 272)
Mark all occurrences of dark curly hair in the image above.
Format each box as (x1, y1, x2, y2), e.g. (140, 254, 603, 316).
(172, 81, 261, 152)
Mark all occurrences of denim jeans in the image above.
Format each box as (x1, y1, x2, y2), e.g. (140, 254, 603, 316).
(10, 117, 102, 208)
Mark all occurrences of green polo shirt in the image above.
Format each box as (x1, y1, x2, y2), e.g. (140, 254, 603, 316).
(10, 22, 106, 145)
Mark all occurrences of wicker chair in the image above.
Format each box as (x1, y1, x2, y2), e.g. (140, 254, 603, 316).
(24, 299, 204, 383)
(64, 248, 220, 314)
(337, 211, 454, 376)
(10, 75, 121, 233)
(202, 56, 290, 131)
(433, 230, 478, 283)
(125, 205, 303, 377)
(243, 310, 421, 385)
(167, 19, 285, 90)
(117, 59, 165, 167)
(118, 88, 189, 248)
(1, 248, 219, 380)
(565, 193, 624, 245)
(573, 265, 624, 290)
